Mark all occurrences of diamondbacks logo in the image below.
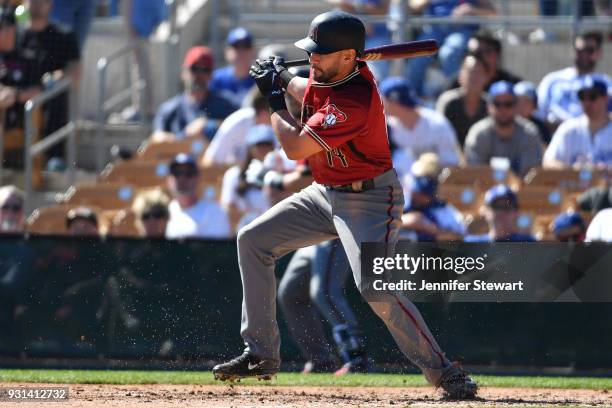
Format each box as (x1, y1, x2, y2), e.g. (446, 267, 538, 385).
(322, 104, 347, 128)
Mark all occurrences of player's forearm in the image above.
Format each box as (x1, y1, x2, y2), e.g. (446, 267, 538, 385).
(286, 77, 308, 103)
(271, 110, 303, 157)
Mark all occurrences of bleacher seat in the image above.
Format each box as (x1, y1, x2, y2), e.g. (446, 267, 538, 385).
(523, 167, 603, 192)
(27, 204, 107, 235)
(437, 184, 482, 216)
(106, 209, 139, 237)
(100, 160, 170, 188)
(63, 182, 137, 210)
(439, 165, 521, 190)
(137, 139, 207, 162)
(516, 186, 565, 214)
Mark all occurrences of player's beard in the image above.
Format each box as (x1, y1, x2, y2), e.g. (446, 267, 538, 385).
(313, 65, 339, 83)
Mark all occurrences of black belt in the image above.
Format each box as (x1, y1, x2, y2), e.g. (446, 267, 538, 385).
(326, 178, 376, 193)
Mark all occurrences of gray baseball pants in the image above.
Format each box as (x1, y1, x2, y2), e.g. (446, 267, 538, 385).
(237, 169, 451, 385)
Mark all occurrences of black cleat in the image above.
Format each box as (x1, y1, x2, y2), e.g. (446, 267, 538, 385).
(437, 362, 478, 400)
(213, 352, 279, 382)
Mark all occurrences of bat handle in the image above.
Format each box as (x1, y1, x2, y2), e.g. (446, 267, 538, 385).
(284, 58, 310, 68)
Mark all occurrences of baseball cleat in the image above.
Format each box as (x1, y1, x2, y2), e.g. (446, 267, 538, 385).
(212, 352, 279, 382)
(437, 362, 478, 400)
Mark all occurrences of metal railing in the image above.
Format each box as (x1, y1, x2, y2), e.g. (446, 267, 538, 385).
(23, 77, 78, 213)
(96, 43, 146, 171)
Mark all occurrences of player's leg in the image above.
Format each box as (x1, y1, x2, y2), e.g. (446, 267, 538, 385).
(309, 239, 368, 374)
(332, 170, 476, 398)
(278, 245, 337, 372)
(213, 184, 337, 380)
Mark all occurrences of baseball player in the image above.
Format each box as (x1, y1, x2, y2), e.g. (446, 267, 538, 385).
(213, 10, 478, 399)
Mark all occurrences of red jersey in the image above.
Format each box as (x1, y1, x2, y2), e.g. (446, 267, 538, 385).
(300, 62, 392, 185)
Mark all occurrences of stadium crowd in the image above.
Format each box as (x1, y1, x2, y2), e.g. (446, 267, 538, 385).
(3, 0, 610, 243)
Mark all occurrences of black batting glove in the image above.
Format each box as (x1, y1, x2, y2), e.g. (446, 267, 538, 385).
(272, 56, 296, 89)
(249, 59, 287, 113)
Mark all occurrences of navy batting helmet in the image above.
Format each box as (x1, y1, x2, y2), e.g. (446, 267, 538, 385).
(295, 11, 365, 56)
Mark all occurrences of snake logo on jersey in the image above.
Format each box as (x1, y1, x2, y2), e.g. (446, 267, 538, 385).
(322, 104, 347, 128)
(301, 63, 392, 185)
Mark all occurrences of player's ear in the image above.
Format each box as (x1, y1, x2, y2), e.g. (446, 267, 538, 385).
(342, 49, 356, 64)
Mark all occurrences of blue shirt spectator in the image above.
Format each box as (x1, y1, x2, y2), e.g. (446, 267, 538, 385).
(537, 31, 612, 124)
(400, 176, 465, 241)
(209, 27, 256, 107)
(128, 0, 168, 38)
(464, 185, 537, 242)
(50, 0, 95, 50)
(152, 46, 237, 142)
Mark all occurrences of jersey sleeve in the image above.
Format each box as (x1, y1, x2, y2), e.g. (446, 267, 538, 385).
(302, 95, 368, 151)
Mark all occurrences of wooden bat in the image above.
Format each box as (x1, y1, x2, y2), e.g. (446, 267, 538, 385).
(284, 39, 438, 68)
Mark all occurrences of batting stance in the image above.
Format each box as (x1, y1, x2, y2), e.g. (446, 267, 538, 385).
(213, 10, 477, 399)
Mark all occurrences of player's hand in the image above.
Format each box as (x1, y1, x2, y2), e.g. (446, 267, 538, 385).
(271, 56, 296, 89)
(249, 59, 287, 113)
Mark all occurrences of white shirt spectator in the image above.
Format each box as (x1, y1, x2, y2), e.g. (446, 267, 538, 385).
(166, 197, 231, 239)
(585, 208, 612, 242)
(543, 115, 612, 167)
(203, 107, 255, 166)
(221, 166, 270, 230)
(388, 108, 461, 167)
(537, 68, 612, 123)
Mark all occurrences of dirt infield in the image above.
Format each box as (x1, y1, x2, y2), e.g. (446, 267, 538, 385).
(3, 382, 612, 407)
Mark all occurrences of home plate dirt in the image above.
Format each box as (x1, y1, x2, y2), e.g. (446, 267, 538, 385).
(3, 382, 611, 407)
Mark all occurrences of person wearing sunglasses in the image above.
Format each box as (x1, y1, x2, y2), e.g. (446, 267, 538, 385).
(151, 46, 237, 143)
(209, 28, 257, 108)
(464, 80, 543, 176)
(165, 153, 230, 239)
(465, 184, 536, 243)
(543, 76, 612, 169)
(0, 185, 24, 234)
(131, 188, 170, 238)
(537, 31, 611, 126)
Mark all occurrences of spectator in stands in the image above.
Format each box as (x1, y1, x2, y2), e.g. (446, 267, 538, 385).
(66, 206, 99, 236)
(514, 81, 552, 144)
(209, 28, 257, 108)
(400, 175, 465, 241)
(19, 0, 81, 164)
(380, 77, 461, 169)
(132, 188, 170, 238)
(0, 5, 53, 158)
(202, 86, 270, 167)
(165, 153, 231, 239)
(436, 53, 489, 146)
(585, 207, 612, 242)
(550, 211, 586, 242)
(464, 81, 543, 176)
(327, 0, 391, 80)
(465, 185, 536, 242)
(543, 76, 612, 169)
(110, 0, 168, 123)
(538, 31, 611, 126)
(405, 0, 497, 97)
(0, 185, 24, 233)
(465, 29, 521, 88)
(50, 0, 95, 50)
(221, 125, 276, 231)
(152, 46, 237, 143)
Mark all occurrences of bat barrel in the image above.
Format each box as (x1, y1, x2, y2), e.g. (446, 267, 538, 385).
(283, 39, 438, 67)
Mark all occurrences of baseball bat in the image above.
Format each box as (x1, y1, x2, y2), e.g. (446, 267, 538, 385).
(284, 39, 439, 68)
